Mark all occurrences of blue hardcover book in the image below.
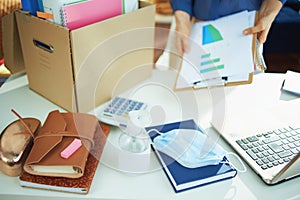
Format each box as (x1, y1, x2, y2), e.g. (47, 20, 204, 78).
(21, 0, 40, 16)
(146, 119, 237, 193)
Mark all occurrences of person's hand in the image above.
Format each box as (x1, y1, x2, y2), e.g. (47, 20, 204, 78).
(174, 10, 191, 57)
(243, 0, 283, 44)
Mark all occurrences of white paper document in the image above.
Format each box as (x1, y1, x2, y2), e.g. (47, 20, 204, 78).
(282, 70, 300, 96)
(175, 11, 256, 89)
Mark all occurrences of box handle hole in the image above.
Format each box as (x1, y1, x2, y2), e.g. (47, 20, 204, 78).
(33, 39, 54, 53)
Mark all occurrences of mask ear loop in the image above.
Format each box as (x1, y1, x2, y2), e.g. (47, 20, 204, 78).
(145, 129, 163, 145)
(146, 129, 162, 135)
(224, 152, 247, 173)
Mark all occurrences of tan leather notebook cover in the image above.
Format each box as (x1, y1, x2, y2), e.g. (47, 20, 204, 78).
(19, 123, 110, 194)
(23, 110, 98, 178)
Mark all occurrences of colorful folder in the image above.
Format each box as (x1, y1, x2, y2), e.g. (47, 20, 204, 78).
(62, 0, 123, 30)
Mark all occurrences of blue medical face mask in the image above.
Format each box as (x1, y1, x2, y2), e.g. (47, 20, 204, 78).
(152, 129, 227, 168)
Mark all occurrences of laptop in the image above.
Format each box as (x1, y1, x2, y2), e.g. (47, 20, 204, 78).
(211, 99, 300, 185)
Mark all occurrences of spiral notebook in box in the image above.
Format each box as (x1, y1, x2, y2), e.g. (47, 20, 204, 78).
(42, 0, 81, 25)
(62, 0, 123, 30)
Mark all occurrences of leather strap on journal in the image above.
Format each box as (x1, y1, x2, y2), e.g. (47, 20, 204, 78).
(24, 110, 100, 178)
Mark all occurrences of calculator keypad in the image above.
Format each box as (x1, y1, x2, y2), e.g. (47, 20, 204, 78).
(103, 97, 147, 118)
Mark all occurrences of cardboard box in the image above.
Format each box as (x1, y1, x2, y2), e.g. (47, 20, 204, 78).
(4, 1, 155, 112)
(2, 12, 25, 74)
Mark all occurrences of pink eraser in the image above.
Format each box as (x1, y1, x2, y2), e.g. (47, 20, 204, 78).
(60, 138, 82, 159)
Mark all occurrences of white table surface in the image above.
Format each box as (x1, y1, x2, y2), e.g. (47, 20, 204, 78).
(0, 69, 299, 200)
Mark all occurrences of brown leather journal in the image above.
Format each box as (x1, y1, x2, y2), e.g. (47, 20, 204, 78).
(19, 123, 110, 194)
(24, 110, 98, 178)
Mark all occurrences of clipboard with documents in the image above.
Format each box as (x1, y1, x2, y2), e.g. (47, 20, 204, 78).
(174, 11, 263, 91)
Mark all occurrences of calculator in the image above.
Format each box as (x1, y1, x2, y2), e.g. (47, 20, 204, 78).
(97, 96, 149, 127)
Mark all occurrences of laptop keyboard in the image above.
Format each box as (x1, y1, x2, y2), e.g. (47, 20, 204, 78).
(236, 125, 300, 170)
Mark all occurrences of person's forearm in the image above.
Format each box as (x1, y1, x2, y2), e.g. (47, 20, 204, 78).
(174, 10, 191, 30)
(259, 0, 283, 22)
(174, 10, 192, 56)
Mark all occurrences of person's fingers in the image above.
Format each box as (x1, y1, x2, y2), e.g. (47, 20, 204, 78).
(243, 19, 271, 44)
(243, 22, 264, 35)
(175, 29, 190, 57)
(182, 36, 190, 54)
(244, 16, 272, 44)
(258, 31, 267, 44)
(175, 36, 190, 57)
(175, 36, 184, 57)
(257, 24, 271, 44)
